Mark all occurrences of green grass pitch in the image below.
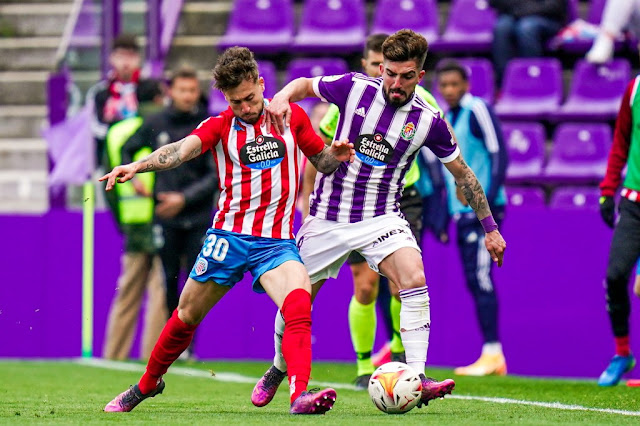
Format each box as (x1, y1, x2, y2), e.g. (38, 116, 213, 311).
(1, 360, 639, 424)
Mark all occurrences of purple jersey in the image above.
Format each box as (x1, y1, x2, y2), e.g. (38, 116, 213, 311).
(310, 72, 460, 223)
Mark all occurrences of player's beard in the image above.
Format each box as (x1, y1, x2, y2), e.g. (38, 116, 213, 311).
(242, 104, 263, 124)
(384, 88, 409, 107)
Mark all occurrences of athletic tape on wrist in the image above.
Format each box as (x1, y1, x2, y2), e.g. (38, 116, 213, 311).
(480, 215, 498, 233)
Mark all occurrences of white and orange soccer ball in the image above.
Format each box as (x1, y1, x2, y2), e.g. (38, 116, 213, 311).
(368, 362, 422, 414)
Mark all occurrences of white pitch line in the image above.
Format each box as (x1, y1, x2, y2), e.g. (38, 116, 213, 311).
(75, 358, 640, 417)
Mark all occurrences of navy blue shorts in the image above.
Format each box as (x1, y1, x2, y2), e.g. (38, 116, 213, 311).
(189, 228, 303, 293)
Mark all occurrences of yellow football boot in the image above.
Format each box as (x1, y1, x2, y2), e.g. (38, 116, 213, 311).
(454, 353, 507, 376)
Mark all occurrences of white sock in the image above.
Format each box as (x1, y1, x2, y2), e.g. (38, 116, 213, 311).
(398, 286, 430, 375)
(273, 309, 287, 373)
(482, 342, 503, 356)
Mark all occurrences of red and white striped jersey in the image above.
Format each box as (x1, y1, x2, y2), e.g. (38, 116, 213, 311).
(190, 102, 324, 239)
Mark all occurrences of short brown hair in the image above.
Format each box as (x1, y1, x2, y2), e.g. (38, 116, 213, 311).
(169, 65, 199, 86)
(212, 47, 259, 92)
(112, 34, 139, 52)
(363, 33, 388, 58)
(381, 29, 428, 69)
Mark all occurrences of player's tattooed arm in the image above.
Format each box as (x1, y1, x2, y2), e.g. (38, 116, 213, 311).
(307, 138, 356, 174)
(444, 154, 492, 219)
(308, 147, 341, 174)
(99, 135, 203, 190)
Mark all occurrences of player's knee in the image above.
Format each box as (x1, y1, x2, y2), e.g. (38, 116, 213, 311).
(606, 264, 628, 288)
(354, 282, 377, 304)
(177, 304, 205, 325)
(396, 269, 425, 290)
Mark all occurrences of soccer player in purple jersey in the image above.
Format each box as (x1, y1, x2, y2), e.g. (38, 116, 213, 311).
(252, 29, 507, 409)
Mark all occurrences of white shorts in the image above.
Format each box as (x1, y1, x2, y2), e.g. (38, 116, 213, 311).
(296, 213, 421, 284)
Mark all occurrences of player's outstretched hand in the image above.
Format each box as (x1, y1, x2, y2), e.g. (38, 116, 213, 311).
(98, 163, 138, 191)
(265, 93, 292, 136)
(485, 229, 506, 267)
(329, 138, 355, 163)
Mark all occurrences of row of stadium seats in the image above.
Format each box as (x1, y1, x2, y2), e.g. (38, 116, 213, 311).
(507, 186, 602, 210)
(209, 56, 630, 123)
(504, 122, 610, 185)
(219, 0, 623, 55)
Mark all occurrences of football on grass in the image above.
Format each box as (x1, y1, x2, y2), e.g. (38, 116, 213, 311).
(368, 362, 422, 414)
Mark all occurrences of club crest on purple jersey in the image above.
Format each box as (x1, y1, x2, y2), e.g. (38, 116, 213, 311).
(401, 122, 416, 140)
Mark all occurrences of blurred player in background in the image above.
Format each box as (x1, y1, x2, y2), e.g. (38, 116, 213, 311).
(301, 33, 448, 389)
(437, 60, 509, 376)
(254, 29, 506, 409)
(597, 70, 640, 387)
(101, 47, 355, 414)
(86, 34, 142, 165)
(122, 66, 217, 362)
(102, 79, 167, 361)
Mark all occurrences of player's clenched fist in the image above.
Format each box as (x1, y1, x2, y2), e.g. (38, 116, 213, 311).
(484, 230, 506, 267)
(99, 163, 138, 191)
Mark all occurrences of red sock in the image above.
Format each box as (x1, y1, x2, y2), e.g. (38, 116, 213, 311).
(139, 309, 197, 394)
(281, 288, 312, 404)
(615, 336, 631, 357)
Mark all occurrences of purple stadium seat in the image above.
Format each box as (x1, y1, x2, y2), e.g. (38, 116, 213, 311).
(285, 58, 349, 81)
(502, 122, 546, 184)
(371, 0, 439, 44)
(543, 123, 612, 183)
(285, 58, 349, 114)
(293, 0, 366, 53)
(430, 0, 496, 53)
(456, 58, 495, 104)
(506, 186, 546, 208)
(555, 59, 630, 122)
(549, 186, 601, 210)
(494, 58, 563, 121)
(209, 60, 278, 116)
(218, 0, 294, 54)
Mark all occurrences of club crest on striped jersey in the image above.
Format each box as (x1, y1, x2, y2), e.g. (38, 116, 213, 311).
(354, 133, 394, 167)
(240, 135, 286, 170)
(401, 122, 416, 140)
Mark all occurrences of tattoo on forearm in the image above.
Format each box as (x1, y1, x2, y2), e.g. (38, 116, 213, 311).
(309, 147, 341, 174)
(136, 139, 188, 172)
(456, 157, 491, 217)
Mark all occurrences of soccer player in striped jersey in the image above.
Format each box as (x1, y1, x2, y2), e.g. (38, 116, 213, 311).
(437, 60, 509, 376)
(300, 33, 448, 390)
(100, 47, 355, 414)
(253, 29, 507, 408)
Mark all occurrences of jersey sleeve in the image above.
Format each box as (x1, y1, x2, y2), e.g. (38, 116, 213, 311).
(423, 115, 460, 163)
(189, 115, 225, 153)
(291, 103, 325, 158)
(312, 72, 356, 109)
(319, 103, 340, 140)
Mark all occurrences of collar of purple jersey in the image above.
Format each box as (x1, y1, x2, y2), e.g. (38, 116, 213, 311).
(378, 82, 417, 111)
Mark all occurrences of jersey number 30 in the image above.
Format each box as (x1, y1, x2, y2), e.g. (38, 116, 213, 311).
(202, 235, 229, 261)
